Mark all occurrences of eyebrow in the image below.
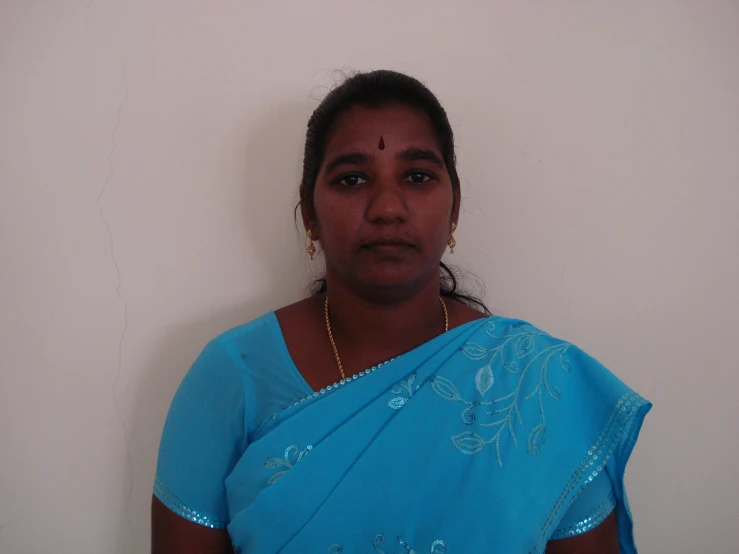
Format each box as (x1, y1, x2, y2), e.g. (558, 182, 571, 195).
(323, 148, 445, 175)
(323, 152, 371, 175)
(396, 147, 444, 167)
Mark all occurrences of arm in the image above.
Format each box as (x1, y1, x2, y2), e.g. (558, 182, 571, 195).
(152, 341, 246, 554)
(151, 496, 234, 554)
(545, 510, 619, 554)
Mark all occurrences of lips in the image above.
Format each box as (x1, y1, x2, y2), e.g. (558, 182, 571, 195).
(362, 237, 416, 254)
(364, 238, 414, 247)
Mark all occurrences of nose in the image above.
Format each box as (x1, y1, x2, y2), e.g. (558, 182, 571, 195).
(364, 176, 409, 224)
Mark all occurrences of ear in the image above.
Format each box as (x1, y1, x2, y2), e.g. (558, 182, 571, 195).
(299, 187, 318, 238)
(451, 185, 461, 230)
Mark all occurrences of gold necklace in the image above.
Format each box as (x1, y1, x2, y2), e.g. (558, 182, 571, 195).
(324, 295, 449, 381)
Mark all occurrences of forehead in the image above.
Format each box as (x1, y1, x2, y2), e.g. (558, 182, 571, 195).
(323, 104, 441, 154)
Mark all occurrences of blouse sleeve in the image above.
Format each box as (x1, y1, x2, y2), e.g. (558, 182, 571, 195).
(154, 339, 247, 528)
(550, 470, 616, 540)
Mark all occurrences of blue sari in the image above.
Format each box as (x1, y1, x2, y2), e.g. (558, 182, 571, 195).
(155, 314, 650, 553)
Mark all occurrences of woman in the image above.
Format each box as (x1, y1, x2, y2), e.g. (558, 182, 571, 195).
(152, 70, 650, 553)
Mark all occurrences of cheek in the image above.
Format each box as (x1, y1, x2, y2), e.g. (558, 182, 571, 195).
(313, 192, 361, 243)
(417, 194, 454, 240)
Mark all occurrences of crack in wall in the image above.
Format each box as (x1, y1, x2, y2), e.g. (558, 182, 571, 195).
(95, 62, 137, 553)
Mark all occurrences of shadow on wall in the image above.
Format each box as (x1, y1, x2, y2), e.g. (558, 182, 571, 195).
(117, 100, 316, 553)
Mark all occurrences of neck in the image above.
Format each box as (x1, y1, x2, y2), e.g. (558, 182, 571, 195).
(321, 271, 447, 368)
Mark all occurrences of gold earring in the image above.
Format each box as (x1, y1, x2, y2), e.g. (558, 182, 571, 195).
(448, 223, 457, 254)
(306, 229, 317, 260)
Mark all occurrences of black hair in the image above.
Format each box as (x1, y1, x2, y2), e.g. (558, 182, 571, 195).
(299, 69, 490, 314)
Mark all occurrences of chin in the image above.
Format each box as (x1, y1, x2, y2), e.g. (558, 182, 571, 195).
(352, 267, 429, 299)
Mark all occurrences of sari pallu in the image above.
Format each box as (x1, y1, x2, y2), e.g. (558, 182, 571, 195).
(219, 317, 650, 553)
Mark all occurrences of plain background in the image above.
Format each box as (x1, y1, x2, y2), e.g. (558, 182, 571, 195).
(2, 1, 738, 552)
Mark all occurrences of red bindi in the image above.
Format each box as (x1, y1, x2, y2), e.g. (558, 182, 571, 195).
(378, 136, 385, 150)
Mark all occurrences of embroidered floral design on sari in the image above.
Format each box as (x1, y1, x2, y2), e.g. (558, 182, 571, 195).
(328, 535, 445, 553)
(432, 320, 572, 465)
(388, 372, 421, 409)
(262, 444, 312, 485)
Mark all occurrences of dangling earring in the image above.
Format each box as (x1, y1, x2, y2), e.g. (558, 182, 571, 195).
(306, 229, 317, 260)
(448, 223, 457, 254)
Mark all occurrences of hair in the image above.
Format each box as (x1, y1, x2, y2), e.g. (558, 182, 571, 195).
(299, 69, 490, 314)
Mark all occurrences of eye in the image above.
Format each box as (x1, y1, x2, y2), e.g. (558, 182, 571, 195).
(335, 174, 368, 187)
(403, 171, 433, 184)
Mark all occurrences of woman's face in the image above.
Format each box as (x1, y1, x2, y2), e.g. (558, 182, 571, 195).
(304, 103, 459, 296)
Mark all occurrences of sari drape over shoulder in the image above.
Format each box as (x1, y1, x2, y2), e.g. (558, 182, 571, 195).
(155, 314, 650, 553)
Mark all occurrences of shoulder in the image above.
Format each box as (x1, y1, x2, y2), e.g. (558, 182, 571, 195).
(461, 315, 637, 399)
(209, 311, 281, 351)
(184, 312, 285, 387)
(470, 315, 571, 345)
(175, 312, 283, 407)
(446, 297, 489, 329)
(185, 311, 310, 434)
(461, 315, 600, 371)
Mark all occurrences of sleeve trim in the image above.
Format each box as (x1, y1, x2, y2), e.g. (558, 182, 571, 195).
(153, 477, 228, 529)
(549, 490, 617, 540)
(534, 391, 650, 552)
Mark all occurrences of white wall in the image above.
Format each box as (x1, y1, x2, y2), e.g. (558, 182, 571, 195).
(1, 1, 737, 552)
